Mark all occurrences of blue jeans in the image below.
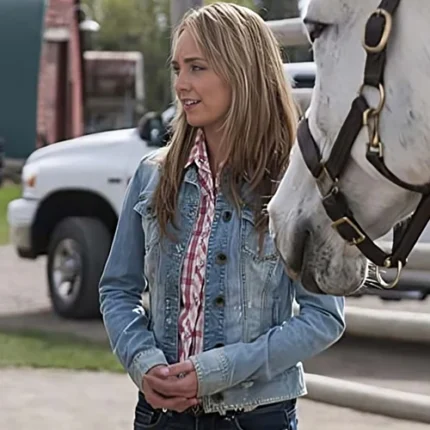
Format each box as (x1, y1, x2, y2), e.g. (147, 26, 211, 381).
(134, 393, 298, 430)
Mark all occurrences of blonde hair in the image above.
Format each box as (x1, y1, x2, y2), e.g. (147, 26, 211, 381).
(154, 2, 298, 238)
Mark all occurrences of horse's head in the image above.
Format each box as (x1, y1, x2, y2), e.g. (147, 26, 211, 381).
(268, 0, 430, 295)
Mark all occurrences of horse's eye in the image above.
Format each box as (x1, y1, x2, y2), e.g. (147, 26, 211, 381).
(304, 19, 329, 43)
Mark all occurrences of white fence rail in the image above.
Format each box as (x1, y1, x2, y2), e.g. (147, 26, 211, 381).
(266, 17, 309, 47)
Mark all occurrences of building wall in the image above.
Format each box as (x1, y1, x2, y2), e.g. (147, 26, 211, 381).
(36, 0, 83, 147)
(0, 0, 46, 159)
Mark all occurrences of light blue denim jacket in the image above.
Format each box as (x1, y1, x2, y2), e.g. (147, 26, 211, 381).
(99, 150, 345, 414)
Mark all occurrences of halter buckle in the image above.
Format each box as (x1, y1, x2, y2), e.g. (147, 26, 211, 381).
(331, 217, 366, 246)
(362, 8, 393, 54)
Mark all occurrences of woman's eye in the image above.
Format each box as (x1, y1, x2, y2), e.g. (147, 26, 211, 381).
(303, 19, 330, 43)
(191, 65, 204, 72)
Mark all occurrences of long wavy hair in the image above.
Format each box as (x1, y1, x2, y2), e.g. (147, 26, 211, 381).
(153, 2, 298, 238)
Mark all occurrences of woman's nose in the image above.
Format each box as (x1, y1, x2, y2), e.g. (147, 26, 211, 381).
(174, 71, 191, 94)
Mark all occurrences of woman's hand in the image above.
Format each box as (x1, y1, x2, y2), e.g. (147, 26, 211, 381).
(144, 361, 199, 400)
(142, 365, 199, 413)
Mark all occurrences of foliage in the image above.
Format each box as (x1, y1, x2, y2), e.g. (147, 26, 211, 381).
(82, 0, 258, 112)
(0, 184, 21, 245)
(83, 0, 172, 112)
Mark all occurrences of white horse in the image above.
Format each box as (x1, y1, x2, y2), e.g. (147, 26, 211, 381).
(268, 0, 430, 295)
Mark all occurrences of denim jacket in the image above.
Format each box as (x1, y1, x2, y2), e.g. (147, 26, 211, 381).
(99, 150, 345, 414)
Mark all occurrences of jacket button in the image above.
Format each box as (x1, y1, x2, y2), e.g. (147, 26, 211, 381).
(222, 211, 232, 222)
(214, 296, 225, 307)
(213, 393, 223, 402)
(216, 253, 227, 264)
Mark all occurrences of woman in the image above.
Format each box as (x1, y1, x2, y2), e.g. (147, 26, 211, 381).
(99, 3, 345, 429)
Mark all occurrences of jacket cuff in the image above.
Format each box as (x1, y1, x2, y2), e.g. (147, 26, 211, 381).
(189, 349, 229, 397)
(129, 348, 168, 391)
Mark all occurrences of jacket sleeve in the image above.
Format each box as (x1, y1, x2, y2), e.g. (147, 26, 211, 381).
(99, 163, 167, 391)
(189, 277, 345, 397)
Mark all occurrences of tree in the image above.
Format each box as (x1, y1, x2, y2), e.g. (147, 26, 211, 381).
(82, 0, 257, 112)
(83, 0, 172, 111)
(206, 0, 256, 8)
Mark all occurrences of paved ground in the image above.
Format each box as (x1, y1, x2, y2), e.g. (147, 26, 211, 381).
(2, 367, 429, 430)
(0, 245, 47, 315)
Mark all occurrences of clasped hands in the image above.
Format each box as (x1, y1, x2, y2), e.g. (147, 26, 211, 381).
(142, 360, 199, 413)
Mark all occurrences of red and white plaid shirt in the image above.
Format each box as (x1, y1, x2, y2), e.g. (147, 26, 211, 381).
(178, 130, 218, 361)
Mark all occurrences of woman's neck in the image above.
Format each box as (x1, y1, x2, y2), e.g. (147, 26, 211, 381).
(203, 125, 224, 178)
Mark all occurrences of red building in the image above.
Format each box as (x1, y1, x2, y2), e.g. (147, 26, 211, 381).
(36, 0, 85, 147)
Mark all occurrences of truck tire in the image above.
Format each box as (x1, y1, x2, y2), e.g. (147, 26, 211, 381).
(47, 217, 111, 319)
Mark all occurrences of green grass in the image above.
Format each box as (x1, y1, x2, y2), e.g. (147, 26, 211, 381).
(0, 330, 124, 373)
(0, 184, 21, 245)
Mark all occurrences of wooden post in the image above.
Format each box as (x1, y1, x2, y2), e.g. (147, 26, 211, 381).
(169, 0, 203, 100)
(266, 18, 309, 47)
(170, 0, 203, 30)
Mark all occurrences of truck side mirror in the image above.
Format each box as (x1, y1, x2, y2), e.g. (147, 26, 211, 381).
(138, 112, 168, 147)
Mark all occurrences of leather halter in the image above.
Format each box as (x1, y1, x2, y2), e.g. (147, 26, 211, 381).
(297, 0, 430, 289)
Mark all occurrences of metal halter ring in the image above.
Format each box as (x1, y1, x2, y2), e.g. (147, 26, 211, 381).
(360, 83, 386, 115)
(375, 260, 403, 289)
(362, 8, 393, 54)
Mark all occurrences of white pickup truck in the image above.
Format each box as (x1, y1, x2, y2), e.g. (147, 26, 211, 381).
(7, 63, 430, 319)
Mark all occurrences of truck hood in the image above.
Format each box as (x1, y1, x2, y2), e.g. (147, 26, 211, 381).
(26, 128, 143, 164)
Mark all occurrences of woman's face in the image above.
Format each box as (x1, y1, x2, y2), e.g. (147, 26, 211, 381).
(172, 29, 232, 132)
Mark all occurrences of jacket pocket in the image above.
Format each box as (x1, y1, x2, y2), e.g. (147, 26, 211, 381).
(241, 209, 278, 262)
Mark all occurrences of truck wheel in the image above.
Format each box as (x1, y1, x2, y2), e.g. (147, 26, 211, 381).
(47, 217, 111, 319)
